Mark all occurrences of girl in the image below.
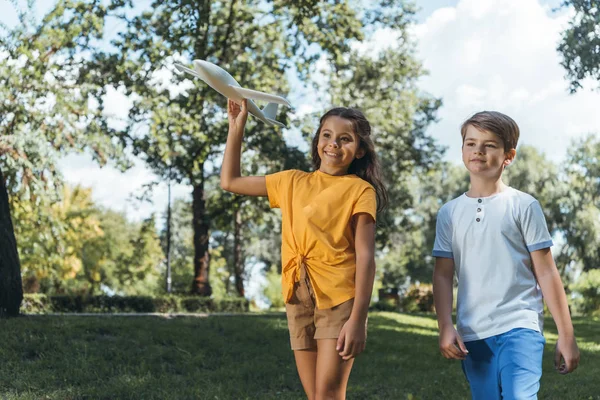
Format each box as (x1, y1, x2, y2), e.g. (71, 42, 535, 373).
(221, 99, 387, 399)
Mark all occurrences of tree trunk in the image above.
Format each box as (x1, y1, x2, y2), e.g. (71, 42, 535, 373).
(0, 166, 23, 317)
(191, 177, 211, 296)
(233, 205, 244, 297)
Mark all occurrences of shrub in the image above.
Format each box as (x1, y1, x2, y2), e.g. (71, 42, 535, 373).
(19, 294, 249, 314)
(20, 294, 51, 314)
(401, 284, 434, 313)
(371, 288, 400, 312)
(180, 297, 214, 312)
(153, 296, 181, 313)
(371, 297, 399, 312)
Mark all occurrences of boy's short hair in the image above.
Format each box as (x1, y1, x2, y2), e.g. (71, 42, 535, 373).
(461, 111, 520, 152)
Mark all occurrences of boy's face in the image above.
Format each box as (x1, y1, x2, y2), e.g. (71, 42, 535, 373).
(462, 124, 516, 178)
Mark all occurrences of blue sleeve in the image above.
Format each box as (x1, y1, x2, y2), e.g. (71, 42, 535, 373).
(522, 201, 553, 252)
(433, 205, 454, 259)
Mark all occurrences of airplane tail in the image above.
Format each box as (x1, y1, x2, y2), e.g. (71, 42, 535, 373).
(261, 102, 279, 120)
(261, 103, 284, 127)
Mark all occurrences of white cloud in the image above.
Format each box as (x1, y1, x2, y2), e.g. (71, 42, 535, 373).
(413, 0, 600, 163)
(58, 153, 191, 226)
(101, 85, 134, 131)
(352, 27, 402, 55)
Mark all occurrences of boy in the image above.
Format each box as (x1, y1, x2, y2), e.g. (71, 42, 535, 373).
(432, 111, 580, 399)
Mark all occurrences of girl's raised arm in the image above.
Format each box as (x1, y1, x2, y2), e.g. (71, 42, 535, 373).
(220, 99, 268, 196)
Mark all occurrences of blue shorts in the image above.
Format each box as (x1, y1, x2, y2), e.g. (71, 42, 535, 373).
(462, 328, 545, 400)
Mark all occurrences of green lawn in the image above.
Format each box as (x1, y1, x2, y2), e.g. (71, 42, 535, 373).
(0, 312, 598, 399)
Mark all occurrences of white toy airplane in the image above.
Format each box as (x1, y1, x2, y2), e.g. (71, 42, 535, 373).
(174, 59, 291, 127)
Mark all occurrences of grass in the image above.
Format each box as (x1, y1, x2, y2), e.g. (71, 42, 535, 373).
(0, 312, 598, 399)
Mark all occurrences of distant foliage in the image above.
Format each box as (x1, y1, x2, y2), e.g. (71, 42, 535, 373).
(16, 185, 103, 293)
(570, 270, 600, 316)
(377, 163, 468, 288)
(262, 266, 284, 309)
(159, 198, 231, 296)
(14, 186, 165, 296)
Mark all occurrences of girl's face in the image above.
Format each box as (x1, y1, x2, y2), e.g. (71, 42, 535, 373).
(317, 116, 365, 175)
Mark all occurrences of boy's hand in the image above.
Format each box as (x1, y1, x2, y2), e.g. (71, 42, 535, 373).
(228, 98, 248, 133)
(555, 335, 580, 374)
(439, 325, 468, 360)
(336, 318, 367, 360)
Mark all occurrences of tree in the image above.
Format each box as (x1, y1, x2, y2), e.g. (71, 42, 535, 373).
(557, 0, 600, 92)
(84, 0, 417, 295)
(0, 1, 127, 308)
(79, 208, 166, 295)
(80, 209, 136, 294)
(116, 216, 164, 295)
(554, 135, 600, 275)
(0, 166, 23, 317)
(378, 163, 468, 288)
(159, 197, 230, 296)
(17, 185, 104, 294)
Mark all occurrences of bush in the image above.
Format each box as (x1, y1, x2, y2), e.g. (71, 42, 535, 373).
(570, 270, 600, 316)
(371, 297, 399, 312)
(371, 288, 400, 312)
(19, 294, 249, 314)
(401, 284, 434, 313)
(153, 296, 182, 313)
(20, 293, 51, 314)
(180, 297, 213, 312)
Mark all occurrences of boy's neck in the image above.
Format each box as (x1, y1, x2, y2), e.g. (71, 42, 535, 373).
(466, 175, 508, 198)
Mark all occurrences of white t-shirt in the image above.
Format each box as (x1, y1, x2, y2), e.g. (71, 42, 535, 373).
(432, 187, 553, 342)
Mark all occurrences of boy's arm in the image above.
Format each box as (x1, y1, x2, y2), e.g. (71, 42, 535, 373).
(220, 99, 268, 196)
(337, 212, 376, 360)
(531, 248, 580, 374)
(433, 257, 468, 360)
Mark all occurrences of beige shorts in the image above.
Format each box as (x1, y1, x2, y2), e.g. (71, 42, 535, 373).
(285, 265, 354, 350)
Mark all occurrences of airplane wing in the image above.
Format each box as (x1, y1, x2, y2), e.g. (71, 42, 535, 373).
(174, 63, 201, 78)
(228, 85, 291, 107)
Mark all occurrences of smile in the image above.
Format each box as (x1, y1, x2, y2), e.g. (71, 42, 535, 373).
(325, 151, 341, 158)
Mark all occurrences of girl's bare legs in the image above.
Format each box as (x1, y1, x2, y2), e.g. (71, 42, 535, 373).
(294, 349, 318, 399)
(315, 339, 354, 400)
(294, 340, 355, 400)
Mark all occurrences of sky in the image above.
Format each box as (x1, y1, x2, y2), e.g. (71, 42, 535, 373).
(2, 0, 599, 303)
(411, 0, 599, 164)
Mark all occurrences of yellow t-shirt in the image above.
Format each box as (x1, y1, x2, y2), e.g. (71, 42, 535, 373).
(265, 169, 377, 309)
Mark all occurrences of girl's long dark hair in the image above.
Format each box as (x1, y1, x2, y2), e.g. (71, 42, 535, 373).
(311, 107, 389, 212)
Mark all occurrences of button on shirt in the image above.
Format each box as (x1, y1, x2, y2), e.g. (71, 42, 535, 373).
(432, 187, 553, 342)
